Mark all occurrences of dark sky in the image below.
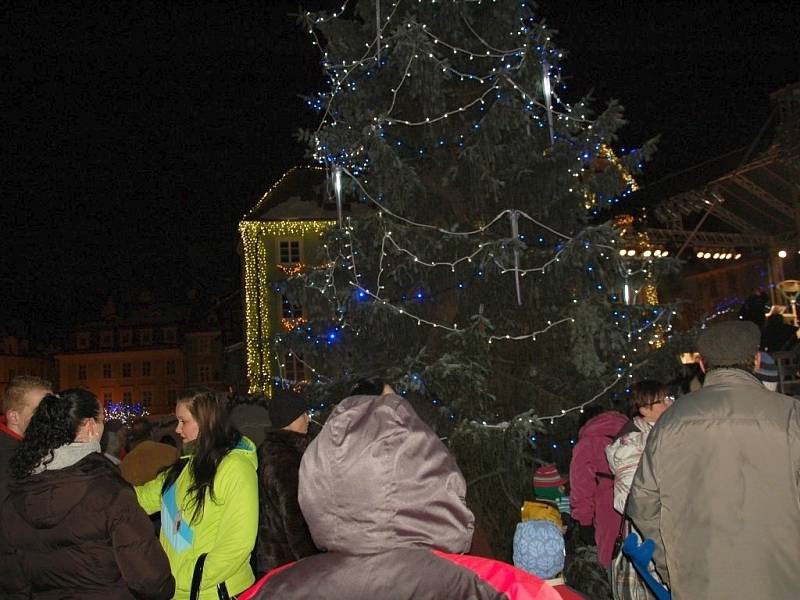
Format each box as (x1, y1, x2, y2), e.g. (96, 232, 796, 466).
(2, 1, 798, 339)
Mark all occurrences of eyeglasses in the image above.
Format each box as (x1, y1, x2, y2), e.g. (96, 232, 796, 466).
(651, 395, 675, 406)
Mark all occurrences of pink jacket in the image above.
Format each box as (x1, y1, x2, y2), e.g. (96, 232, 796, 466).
(569, 411, 628, 567)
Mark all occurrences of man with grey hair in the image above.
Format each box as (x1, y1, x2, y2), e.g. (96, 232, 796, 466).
(627, 320, 800, 599)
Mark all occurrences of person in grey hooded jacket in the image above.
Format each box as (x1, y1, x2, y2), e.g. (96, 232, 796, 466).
(627, 320, 800, 600)
(239, 393, 561, 600)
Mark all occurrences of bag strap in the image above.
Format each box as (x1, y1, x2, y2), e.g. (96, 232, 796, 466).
(190, 553, 208, 600)
(190, 553, 233, 600)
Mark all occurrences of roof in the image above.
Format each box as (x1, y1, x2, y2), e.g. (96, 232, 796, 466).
(644, 83, 800, 253)
(244, 165, 372, 222)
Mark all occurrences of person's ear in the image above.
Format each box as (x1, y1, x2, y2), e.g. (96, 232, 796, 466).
(697, 356, 707, 374)
(6, 410, 20, 427)
(754, 352, 761, 370)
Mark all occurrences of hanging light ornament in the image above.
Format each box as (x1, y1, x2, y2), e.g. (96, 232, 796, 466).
(542, 61, 555, 146)
(332, 164, 344, 227)
(510, 210, 523, 306)
(375, 0, 381, 60)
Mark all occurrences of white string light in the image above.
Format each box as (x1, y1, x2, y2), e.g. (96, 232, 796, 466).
(342, 167, 573, 240)
(383, 84, 499, 126)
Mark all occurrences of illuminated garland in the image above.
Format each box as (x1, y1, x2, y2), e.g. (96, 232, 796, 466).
(105, 401, 148, 425)
(239, 218, 336, 394)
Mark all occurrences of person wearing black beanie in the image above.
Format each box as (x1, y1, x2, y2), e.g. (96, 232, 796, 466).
(254, 389, 317, 574)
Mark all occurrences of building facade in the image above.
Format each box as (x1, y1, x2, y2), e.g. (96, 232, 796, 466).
(239, 166, 373, 394)
(0, 335, 57, 391)
(56, 299, 226, 416)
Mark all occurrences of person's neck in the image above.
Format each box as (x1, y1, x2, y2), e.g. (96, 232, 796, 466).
(0, 420, 23, 440)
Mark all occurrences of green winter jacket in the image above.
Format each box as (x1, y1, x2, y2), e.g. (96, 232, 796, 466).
(136, 436, 258, 600)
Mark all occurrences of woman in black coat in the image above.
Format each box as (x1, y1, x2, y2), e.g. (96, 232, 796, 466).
(0, 389, 174, 600)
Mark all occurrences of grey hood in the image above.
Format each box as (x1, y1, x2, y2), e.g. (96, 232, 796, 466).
(299, 394, 474, 555)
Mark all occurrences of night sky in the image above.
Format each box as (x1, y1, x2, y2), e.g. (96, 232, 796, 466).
(2, 1, 798, 340)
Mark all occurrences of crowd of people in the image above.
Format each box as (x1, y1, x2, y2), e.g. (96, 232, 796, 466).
(0, 315, 798, 599)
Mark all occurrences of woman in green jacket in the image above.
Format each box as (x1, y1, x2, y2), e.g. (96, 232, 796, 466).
(136, 388, 258, 599)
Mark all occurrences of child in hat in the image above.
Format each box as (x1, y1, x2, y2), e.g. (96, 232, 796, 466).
(513, 520, 588, 599)
(534, 463, 570, 516)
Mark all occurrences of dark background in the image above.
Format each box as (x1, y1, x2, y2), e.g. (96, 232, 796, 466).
(2, 1, 798, 340)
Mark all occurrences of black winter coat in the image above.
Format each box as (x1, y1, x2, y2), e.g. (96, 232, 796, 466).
(255, 429, 317, 574)
(0, 452, 174, 600)
(0, 427, 19, 502)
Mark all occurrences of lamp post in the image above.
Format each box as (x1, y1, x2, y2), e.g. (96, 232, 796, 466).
(778, 280, 800, 326)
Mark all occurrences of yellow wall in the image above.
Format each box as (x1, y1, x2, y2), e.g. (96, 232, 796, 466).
(57, 348, 185, 416)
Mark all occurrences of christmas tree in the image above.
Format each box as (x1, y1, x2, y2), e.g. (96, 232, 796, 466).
(277, 0, 681, 571)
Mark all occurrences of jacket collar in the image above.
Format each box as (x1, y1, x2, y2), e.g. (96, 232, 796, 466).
(263, 428, 308, 452)
(0, 421, 23, 441)
(704, 367, 763, 388)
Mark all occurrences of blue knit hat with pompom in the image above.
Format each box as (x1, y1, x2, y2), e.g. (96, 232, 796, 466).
(512, 519, 565, 579)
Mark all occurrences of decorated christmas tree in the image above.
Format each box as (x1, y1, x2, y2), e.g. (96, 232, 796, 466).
(274, 0, 682, 570)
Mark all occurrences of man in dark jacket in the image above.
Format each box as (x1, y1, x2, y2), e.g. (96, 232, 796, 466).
(0, 376, 52, 501)
(628, 320, 800, 600)
(254, 389, 317, 574)
(241, 393, 560, 600)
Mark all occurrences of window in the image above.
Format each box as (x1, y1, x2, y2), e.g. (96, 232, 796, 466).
(103, 392, 112, 405)
(100, 331, 113, 348)
(198, 364, 211, 382)
(122, 362, 132, 377)
(281, 295, 303, 319)
(726, 271, 738, 293)
(166, 360, 176, 376)
(278, 240, 301, 264)
(142, 391, 153, 408)
(142, 361, 151, 377)
(78, 364, 87, 380)
(196, 337, 211, 355)
(76, 332, 90, 349)
(283, 353, 305, 383)
(103, 363, 112, 378)
(122, 391, 132, 404)
(139, 329, 153, 345)
(120, 330, 132, 347)
(167, 389, 177, 410)
(163, 327, 177, 344)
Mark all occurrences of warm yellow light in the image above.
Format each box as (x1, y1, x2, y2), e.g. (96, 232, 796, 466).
(703, 252, 711, 259)
(239, 219, 335, 394)
(619, 248, 627, 256)
(643, 249, 652, 258)
(779, 250, 788, 258)
(734, 253, 742, 260)
(661, 250, 669, 257)
(712, 252, 720, 259)
(696, 251, 704, 258)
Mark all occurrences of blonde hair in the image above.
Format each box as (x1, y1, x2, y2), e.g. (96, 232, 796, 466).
(3, 375, 53, 414)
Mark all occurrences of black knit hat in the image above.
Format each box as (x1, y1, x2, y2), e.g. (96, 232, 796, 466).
(269, 388, 308, 429)
(697, 320, 760, 367)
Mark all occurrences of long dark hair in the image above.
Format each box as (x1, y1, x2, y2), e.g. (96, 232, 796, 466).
(10, 389, 101, 479)
(161, 388, 242, 522)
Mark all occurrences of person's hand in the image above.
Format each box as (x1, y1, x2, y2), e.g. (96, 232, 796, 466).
(578, 523, 596, 546)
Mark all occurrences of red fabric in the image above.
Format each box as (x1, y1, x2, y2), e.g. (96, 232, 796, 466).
(237, 561, 296, 600)
(0, 421, 23, 441)
(432, 551, 562, 600)
(552, 583, 589, 599)
(569, 411, 627, 567)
